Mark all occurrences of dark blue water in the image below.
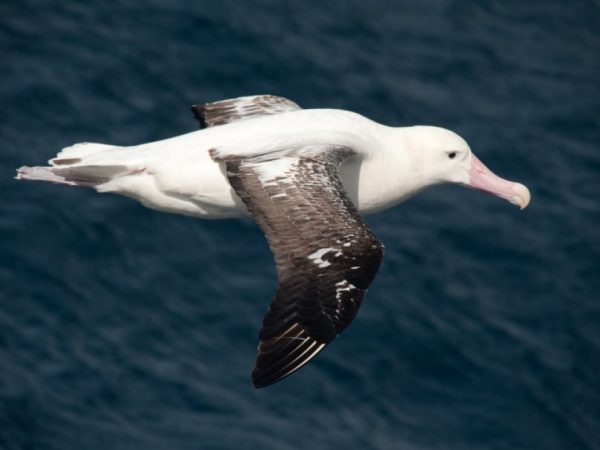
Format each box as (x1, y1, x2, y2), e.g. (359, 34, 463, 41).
(1, 1, 599, 449)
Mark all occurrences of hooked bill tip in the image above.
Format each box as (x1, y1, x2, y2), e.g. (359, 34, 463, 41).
(512, 183, 531, 210)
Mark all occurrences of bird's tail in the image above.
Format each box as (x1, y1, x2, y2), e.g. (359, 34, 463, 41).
(16, 142, 133, 188)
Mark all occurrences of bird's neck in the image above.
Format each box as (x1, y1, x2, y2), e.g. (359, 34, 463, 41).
(345, 126, 434, 215)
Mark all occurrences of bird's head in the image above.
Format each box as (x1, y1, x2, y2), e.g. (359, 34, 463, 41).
(406, 126, 530, 209)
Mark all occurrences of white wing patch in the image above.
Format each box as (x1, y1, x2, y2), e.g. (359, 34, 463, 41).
(249, 157, 296, 186)
(335, 280, 357, 301)
(307, 247, 344, 268)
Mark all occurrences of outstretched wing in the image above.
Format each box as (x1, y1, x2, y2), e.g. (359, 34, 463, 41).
(212, 146, 384, 387)
(191, 95, 301, 128)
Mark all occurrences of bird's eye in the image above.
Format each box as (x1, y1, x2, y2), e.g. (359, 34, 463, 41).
(448, 151, 457, 159)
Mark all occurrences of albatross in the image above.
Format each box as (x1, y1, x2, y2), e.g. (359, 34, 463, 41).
(16, 95, 531, 387)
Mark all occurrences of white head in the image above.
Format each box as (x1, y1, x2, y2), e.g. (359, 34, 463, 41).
(405, 126, 530, 209)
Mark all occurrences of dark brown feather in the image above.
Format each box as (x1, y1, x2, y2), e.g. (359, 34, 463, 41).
(191, 95, 301, 128)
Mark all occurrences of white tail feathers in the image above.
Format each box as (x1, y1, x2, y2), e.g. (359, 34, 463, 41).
(16, 166, 83, 186)
(16, 165, 131, 187)
(17, 141, 138, 188)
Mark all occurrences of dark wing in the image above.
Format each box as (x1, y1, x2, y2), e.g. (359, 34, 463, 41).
(213, 146, 384, 387)
(191, 95, 301, 128)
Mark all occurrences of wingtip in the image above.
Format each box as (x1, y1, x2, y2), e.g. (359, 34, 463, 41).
(251, 368, 286, 389)
(190, 104, 208, 129)
(251, 365, 276, 388)
(251, 376, 272, 389)
(250, 337, 327, 388)
(251, 367, 293, 389)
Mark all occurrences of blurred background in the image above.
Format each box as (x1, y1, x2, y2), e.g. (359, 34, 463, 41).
(1, 1, 598, 449)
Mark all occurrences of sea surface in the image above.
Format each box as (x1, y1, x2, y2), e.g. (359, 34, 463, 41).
(1, 1, 599, 449)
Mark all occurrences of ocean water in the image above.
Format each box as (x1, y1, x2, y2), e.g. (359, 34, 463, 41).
(1, 0, 599, 449)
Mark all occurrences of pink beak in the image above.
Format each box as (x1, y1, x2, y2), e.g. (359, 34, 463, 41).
(467, 154, 531, 209)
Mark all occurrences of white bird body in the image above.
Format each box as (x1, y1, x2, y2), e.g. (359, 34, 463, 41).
(48, 109, 443, 219)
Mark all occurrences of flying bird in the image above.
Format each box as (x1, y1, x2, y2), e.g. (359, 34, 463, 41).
(16, 95, 531, 387)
